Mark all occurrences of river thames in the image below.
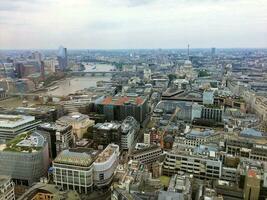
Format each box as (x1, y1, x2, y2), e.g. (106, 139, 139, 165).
(46, 63, 114, 96)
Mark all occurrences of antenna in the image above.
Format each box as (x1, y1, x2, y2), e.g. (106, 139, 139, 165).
(187, 44, 190, 60)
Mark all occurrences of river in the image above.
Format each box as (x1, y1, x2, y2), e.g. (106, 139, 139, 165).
(45, 63, 114, 96)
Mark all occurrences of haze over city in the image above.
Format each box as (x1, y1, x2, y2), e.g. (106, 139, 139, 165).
(1, 0, 267, 49)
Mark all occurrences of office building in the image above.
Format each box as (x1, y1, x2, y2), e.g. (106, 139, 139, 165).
(175, 129, 221, 147)
(57, 113, 94, 139)
(163, 145, 222, 180)
(93, 144, 120, 188)
(53, 148, 97, 194)
(130, 145, 163, 164)
(203, 90, 214, 105)
(57, 46, 68, 71)
(121, 116, 140, 150)
(96, 95, 148, 123)
(37, 122, 73, 158)
(244, 169, 261, 200)
(211, 47, 216, 56)
(0, 175, 15, 200)
(0, 131, 49, 186)
(201, 105, 223, 122)
(93, 122, 121, 147)
(0, 114, 41, 141)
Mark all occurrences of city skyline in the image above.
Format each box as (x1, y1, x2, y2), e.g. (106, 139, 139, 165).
(0, 0, 267, 49)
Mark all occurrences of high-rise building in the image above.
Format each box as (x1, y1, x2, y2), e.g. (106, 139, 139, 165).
(211, 47, 216, 55)
(57, 46, 68, 71)
(0, 131, 49, 186)
(244, 169, 261, 200)
(40, 61, 45, 80)
(120, 116, 140, 150)
(32, 51, 42, 64)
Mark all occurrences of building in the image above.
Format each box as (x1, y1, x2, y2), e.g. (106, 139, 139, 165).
(243, 169, 261, 200)
(175, 129, 221, 147)
(0, 131, 49, 186)
(203, 90, 214, 105)
(0, 175, 15, 200)
(201, 105, 223, 122)
(96, 95, 148, 123)
(57, 46, 68, 71)
(53, 148, 97, 194)
(57, 113, 94, 139)
(0, 88, 6, 100)
(211, 47, 216, 56)
(10, 106, 59, 122)
(0, 114, 41, 141)
(18, 182, 80, 200)
(225, 133, 267, 162)
(191, 103, 203, 121)
(130, 145, 163, 165)
(37, 122, 73, 158)
(163, 145, 222, 180)
(93, 144, 120, 188)
(121, 116, 140, 150)
(93, 122, 121, 147)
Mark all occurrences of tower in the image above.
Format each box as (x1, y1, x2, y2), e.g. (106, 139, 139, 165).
(40, 61, 45, 81)
(187, 44, 190, 60)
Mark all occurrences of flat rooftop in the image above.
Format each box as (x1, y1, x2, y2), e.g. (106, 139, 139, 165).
(0, 114, 35, 128)
(57, 112, 91, 123)
(95, 144, 119, 163)
(100, 96, 145, 106)
(94, 122, 121, 130)
(38, 122, 71, 132)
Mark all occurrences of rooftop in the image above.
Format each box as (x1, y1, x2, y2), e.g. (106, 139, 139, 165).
(54, 149, 97, 167)
(38, 122, 71, 132)
(100, 96, 145, 106)
(0, 114, 35, 128)
(95, 144, 119, 163)
(1, 131, 46, 153)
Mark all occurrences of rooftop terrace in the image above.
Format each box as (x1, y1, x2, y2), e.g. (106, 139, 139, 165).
(1, 131, 45, 153)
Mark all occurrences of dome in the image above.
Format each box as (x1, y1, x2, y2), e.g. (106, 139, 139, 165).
(184, 60, 192, 65)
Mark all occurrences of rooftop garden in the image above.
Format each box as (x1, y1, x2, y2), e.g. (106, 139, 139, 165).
(4, 132, 42, 153)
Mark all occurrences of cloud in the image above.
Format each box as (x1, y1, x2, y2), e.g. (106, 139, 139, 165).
(0, 0, 267, 49)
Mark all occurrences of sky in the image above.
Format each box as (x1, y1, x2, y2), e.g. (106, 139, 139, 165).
(0, 0, 267, 49)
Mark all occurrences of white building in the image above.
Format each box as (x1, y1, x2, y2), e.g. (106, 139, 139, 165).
(0, 114, 40, 141)
(53, 149, 96, 194)
(203, 90, 214, 105)
(0, 175, 15, 200)
(120, 116, 140, 151)
(93, 144, 120, 188)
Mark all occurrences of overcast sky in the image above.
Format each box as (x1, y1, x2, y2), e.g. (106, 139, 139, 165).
(0, 0, 266, 49)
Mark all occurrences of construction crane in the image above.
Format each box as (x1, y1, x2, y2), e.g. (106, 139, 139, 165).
(160, 107, 180, 148)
